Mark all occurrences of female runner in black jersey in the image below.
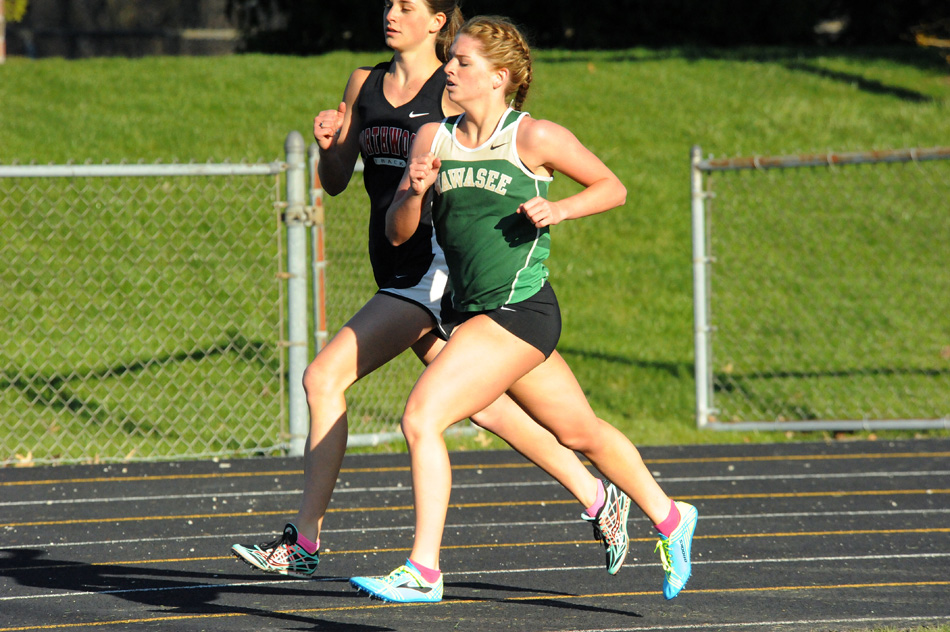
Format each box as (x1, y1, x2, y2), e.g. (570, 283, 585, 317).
(231, 0, 631, 583)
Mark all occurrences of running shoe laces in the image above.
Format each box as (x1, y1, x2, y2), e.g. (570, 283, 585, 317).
(581, 480, 631, 575)
(231, 523, 319, 577)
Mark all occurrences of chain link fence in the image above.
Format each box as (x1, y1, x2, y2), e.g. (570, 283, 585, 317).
(1, 137, 452, 465)
(691, 146, 950, 431)
(1, 160, 288, 465)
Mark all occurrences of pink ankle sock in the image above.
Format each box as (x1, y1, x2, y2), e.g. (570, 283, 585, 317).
(296, 532, 319, 555)
(655, 499, 680, 537)
(585, 480, 606, 518)
(409, 558, 442, 583)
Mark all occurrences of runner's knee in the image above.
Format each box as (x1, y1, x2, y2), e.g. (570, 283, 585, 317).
(302, 355, 350, 404)
(400, 397, 449, 445)
(468, 403, 506, 434)
(547, 416, 607, 454)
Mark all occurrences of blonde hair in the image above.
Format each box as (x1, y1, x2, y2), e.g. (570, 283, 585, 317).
(458, 16, 533, 110)
(423, 0, 465, 63)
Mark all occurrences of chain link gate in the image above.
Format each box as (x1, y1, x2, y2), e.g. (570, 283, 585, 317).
(1, 158, 288, 465)
(691, 145, 950, 432)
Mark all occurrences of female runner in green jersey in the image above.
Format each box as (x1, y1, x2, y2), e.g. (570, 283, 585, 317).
(350, 15, 699, 604)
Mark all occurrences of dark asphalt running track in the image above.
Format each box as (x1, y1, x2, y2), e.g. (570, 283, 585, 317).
(2, 439, 949, 631)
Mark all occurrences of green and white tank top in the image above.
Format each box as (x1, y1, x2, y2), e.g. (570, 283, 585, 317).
(429, 108, 554, 311)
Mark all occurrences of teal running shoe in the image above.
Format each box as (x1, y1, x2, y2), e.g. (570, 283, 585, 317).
(581, 480, 631, 575)
(654, 501, 698, 599)
(231, 523, 319, 577)
(350, 560, 443, 603)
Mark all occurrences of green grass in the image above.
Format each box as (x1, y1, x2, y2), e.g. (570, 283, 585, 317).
(867, 628, 949, 632)
(0, 171, 284, 462)
(706, 162, 949, 424)
(2, 47, 949, 457)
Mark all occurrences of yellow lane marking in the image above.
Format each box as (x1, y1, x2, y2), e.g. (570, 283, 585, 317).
(681, 488, 950, 501)
(5, 527, 949, 572)
(4, 452, 949, 487)
(3, 489, 948, 529)
(1, 580, 948, 631)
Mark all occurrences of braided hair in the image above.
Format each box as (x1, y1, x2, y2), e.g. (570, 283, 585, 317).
(458, 16, 533, 110)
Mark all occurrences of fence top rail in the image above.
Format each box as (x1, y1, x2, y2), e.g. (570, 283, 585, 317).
(0, 161, 287, 178)
(695, 146, 950, 172)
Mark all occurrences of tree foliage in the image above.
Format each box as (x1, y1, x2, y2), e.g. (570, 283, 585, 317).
(3, 0, 29, 22)
(225, 0, 948, 54)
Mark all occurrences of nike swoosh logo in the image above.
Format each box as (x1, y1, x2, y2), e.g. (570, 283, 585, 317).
(396, 582, 433, 593)
(408, 111, 429, 118)
(490, 141, 508, 150)
(499, 306, 516, 312)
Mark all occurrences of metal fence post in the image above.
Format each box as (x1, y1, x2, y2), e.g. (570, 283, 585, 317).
(1, 0, 6, 65)
(308, 143, 329, 353)
(285, 131, 309, 457)
(691, 145, 712, 429)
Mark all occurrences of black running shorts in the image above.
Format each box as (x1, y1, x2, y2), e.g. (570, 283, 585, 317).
(450, 282, 561, 358)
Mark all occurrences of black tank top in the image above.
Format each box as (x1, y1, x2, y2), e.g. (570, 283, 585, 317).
(357, 61, 447, 289)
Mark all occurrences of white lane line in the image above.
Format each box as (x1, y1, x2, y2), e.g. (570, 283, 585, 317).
(2, 552, 949, 602)
(559, 615, 950, 631)
(3, 507, 949, 550)
(0, 577, 336, 601)
(4, 470, 949, 508)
